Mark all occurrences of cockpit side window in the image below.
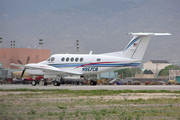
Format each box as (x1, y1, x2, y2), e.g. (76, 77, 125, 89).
(51, 57, 55, 61)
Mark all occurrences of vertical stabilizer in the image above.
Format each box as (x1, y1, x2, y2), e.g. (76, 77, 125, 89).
(122, 33, 171, 60)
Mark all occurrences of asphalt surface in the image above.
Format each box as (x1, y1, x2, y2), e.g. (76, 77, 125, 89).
(0, 84, 180, 91)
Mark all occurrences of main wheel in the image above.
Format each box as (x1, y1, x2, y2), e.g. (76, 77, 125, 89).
(94, 81, 97, 85)
(90, 80, 97, 86)
(90, 81, 94, 85)
(53, 81, 60, 86)
(44, 81, 47, 86)
(31, 80, 37, 86)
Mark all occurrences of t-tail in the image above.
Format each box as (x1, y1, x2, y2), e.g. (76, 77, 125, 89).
(122, 33, 171, 61)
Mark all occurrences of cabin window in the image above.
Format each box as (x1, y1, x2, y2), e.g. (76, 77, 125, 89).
(61, 57, 65, 62)
(75, 57, 79, 62)
(47, 58, 50, 61)
(66, 57, 69, 62)
(97, 58, 101, 61)
(51, 57, 55, 61)
(71, 57, 74, 62)
(80, 58, 83, 62)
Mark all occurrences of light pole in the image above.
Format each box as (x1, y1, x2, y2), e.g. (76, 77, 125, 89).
(0, 37, 2, 47)
(10, 41, 15, 48)
(39, 39, 43, 61)
(76, 40, 79, 54)
(39, 39, 43, 49)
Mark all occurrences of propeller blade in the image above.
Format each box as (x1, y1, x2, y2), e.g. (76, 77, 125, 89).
(18, 60, 23, 65)
(17, 56, 30, 80)
(26, 56, 30, 64)
(20, 68, 26, 80)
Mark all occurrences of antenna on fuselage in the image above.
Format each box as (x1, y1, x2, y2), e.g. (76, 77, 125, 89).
(89, 50, 92, 55)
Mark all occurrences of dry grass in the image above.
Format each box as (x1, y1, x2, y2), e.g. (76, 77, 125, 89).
(0, 89, 180, 120)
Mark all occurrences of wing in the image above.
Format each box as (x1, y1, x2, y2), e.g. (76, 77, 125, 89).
(10, 63, 83, 75)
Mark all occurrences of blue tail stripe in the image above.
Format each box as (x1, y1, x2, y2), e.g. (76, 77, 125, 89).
(124, 37, 141, 51)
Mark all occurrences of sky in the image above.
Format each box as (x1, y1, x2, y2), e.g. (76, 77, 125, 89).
(0, 0, 178, 63)
(0, 0, 93, 19)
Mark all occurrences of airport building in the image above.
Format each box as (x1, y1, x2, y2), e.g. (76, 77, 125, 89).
(143, 60, 171, 75)
(0, 48, 50, 69)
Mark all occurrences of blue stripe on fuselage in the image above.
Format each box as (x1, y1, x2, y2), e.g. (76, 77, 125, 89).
(48, 63, 140, 68)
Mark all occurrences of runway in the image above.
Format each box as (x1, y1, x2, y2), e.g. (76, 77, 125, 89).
(0, 84, 180, 91)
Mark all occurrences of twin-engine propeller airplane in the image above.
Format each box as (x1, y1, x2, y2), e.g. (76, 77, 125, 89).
(11, 32, 171, 86)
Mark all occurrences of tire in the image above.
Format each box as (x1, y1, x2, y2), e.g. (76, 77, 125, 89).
(58, 82, 61, 86)
(53, 81, 58, 86)
(90, 80, 97, 86)
(90, 81, 94, 85)
(31, 80, 36, 86)
(54, 81, 60, 86)
(94, 81, 97, 85)
(44, 81, 47, 86)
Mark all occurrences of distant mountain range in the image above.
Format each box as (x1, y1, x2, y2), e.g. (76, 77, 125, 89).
(0, 0, 180, 66)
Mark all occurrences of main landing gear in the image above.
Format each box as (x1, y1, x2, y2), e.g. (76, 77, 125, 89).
(90, 80, 97, 86)
(88, 77, 97, 86)
(53, 81, 61, 86)
(53, 77, 62, 86)
(31, 79, 47, 86)
(85, 75, 97, 86)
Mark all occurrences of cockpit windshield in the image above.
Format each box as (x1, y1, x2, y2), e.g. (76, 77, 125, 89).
(47, 58, 50, 61)
(47, 57, 55, 62)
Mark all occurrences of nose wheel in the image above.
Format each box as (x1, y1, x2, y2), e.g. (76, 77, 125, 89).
(31, 80, 37, 86)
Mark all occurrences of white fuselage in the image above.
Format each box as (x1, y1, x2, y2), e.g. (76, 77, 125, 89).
(26, 53, 140, 77)
(11, 32, 171, 79)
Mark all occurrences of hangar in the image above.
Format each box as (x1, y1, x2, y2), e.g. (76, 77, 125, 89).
(0, 48, 50, 80)
(0, 48, 50, 69)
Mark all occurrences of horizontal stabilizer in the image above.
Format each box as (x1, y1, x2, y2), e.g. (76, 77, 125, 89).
(128, 32, 171, 36)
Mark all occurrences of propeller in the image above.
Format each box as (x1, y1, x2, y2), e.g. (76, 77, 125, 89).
(18, 56, 30, 80)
